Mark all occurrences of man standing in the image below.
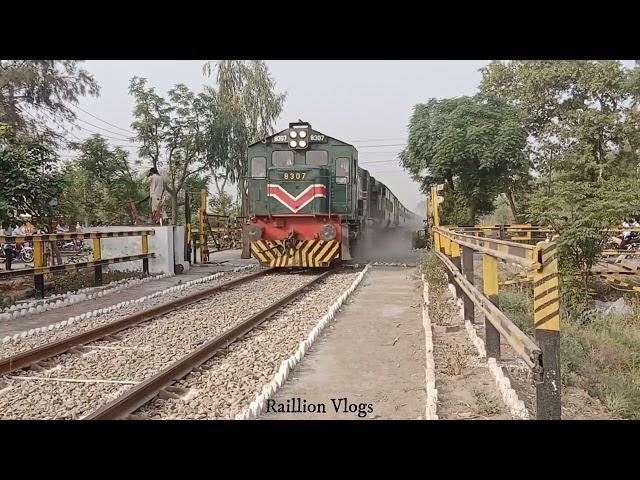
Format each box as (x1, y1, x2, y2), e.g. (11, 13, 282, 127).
(147, 167, 166, 225)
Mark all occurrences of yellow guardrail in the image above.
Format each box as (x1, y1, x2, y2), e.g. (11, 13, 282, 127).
(431, 225, 561, 420)
(1, 229, 154, 299)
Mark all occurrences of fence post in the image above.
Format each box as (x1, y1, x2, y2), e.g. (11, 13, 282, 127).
(5, 246, 13, 271)
(482, 253, 501, 359)
(533, 241, 561, 420)
(33, 239, 45, 299)
(185, 192, 191, 263)
(462, 246, 475, 324)
(93, 237, 102, 286)
(450, 240, 462, 297)
(141, 234, 149, 275)
(433, 230, 441, 253)
(200, 189, 208, 263)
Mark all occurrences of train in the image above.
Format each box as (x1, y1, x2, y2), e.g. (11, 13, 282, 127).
(243, 121, 422, 267)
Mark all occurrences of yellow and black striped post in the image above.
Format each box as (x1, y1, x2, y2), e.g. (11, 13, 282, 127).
(141, 234, 149, 274)
(462, 245, 475, 324)
(482, 253, 501, 359)
(533, 241, 561, 420)
(33, 240, 45, 299)
(93, 237, 102, 286)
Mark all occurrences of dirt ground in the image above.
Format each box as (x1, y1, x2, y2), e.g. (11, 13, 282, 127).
(428, 282, 511, 420)
(261, 267, 426, 420)
(445, 253, 613, 419)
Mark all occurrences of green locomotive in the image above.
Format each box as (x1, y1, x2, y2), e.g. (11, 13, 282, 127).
(243, 121, 420, 267)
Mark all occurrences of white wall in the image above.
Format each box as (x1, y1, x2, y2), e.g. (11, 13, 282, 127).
(87, 226, 187, 275)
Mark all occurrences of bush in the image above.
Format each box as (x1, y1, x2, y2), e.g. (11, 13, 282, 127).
(499, 286, 640, 418)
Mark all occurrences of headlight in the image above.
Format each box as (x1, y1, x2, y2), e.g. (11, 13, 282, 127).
(319, 224, 337, 241)
(244, 225, 262, 242)
(290, 140, 297, 148)
(298, 140, 307, 148)
(244, 224, 263, 241)
(290, 130, 297, 138)
(299, 130, 307, 138)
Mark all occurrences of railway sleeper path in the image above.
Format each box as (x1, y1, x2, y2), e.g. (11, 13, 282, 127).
(0, 269, 352, 419)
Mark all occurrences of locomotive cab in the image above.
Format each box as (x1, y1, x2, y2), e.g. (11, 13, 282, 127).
(245, 122, 352, 267)
(244, 121, 417, 268)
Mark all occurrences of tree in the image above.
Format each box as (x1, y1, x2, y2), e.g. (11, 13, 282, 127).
(0, 61, 99, 144)
(400, 94, 529, 223)
(480, 60, 637, 184)
(58, 135, 146, 225)
(528, 178, 640, 318)
(0, 124, 63, 223)
(202, 61, 286, 207)
(129, 78, 211, 224)
(480, 61, 640, 313)
(209, 192, 239, 216)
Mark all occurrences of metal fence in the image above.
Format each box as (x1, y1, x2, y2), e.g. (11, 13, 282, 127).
(0, 230, 155, 298)
(432, 225, 561, 419)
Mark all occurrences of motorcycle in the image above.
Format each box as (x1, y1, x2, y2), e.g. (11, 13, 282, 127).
(609, 232, 640, 251)
(1, 242, 34, 263)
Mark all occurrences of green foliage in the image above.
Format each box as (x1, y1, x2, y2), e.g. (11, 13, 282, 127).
(203, 61, 286, 204)
(438, 188, 470, 226)
(528, 177, 640, 314)
(208, 192, 239, 217)
(57, 135, 147, 225)
(400, 94, 529, 223)
(129, 78, 211, 224)
(0, 60, 99, 144)
(0, 125, 63, 223)
(500, 286, 640, 418)
(480, 60, 639, 184)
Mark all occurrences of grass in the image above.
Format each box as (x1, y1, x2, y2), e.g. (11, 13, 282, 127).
(444, 347, 469, 376)
(498, 284, 640, 419)
(473, 390, 503, 416)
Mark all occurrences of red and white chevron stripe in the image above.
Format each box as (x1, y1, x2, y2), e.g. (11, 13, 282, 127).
(266, 184, 327, 213)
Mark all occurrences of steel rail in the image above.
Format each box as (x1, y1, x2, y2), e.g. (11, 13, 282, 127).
(84, 270, 334, 420)
(0, 268, 272, 375)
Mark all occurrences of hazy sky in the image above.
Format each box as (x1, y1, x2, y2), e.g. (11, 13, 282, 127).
(68, 60, 491, 211)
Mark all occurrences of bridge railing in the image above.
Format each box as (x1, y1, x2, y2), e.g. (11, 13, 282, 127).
(0, 230, 155, 299)
(432, 225, 561, 419)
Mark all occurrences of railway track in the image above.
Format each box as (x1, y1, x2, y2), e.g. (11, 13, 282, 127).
(0, 268, 344, 419)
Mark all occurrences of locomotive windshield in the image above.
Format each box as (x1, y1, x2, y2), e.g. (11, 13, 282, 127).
(336, 157, 349, 178)
(251, 157, 266, 177)
(272, 151, 294, 167)
(306, 151, 328, 166)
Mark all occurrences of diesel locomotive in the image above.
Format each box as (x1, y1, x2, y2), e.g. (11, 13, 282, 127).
(243, 121, 421, 267)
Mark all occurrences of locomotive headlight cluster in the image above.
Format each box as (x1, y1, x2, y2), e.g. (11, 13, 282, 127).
(289, 127, 309, 149)
(319, 224, 337, 241)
